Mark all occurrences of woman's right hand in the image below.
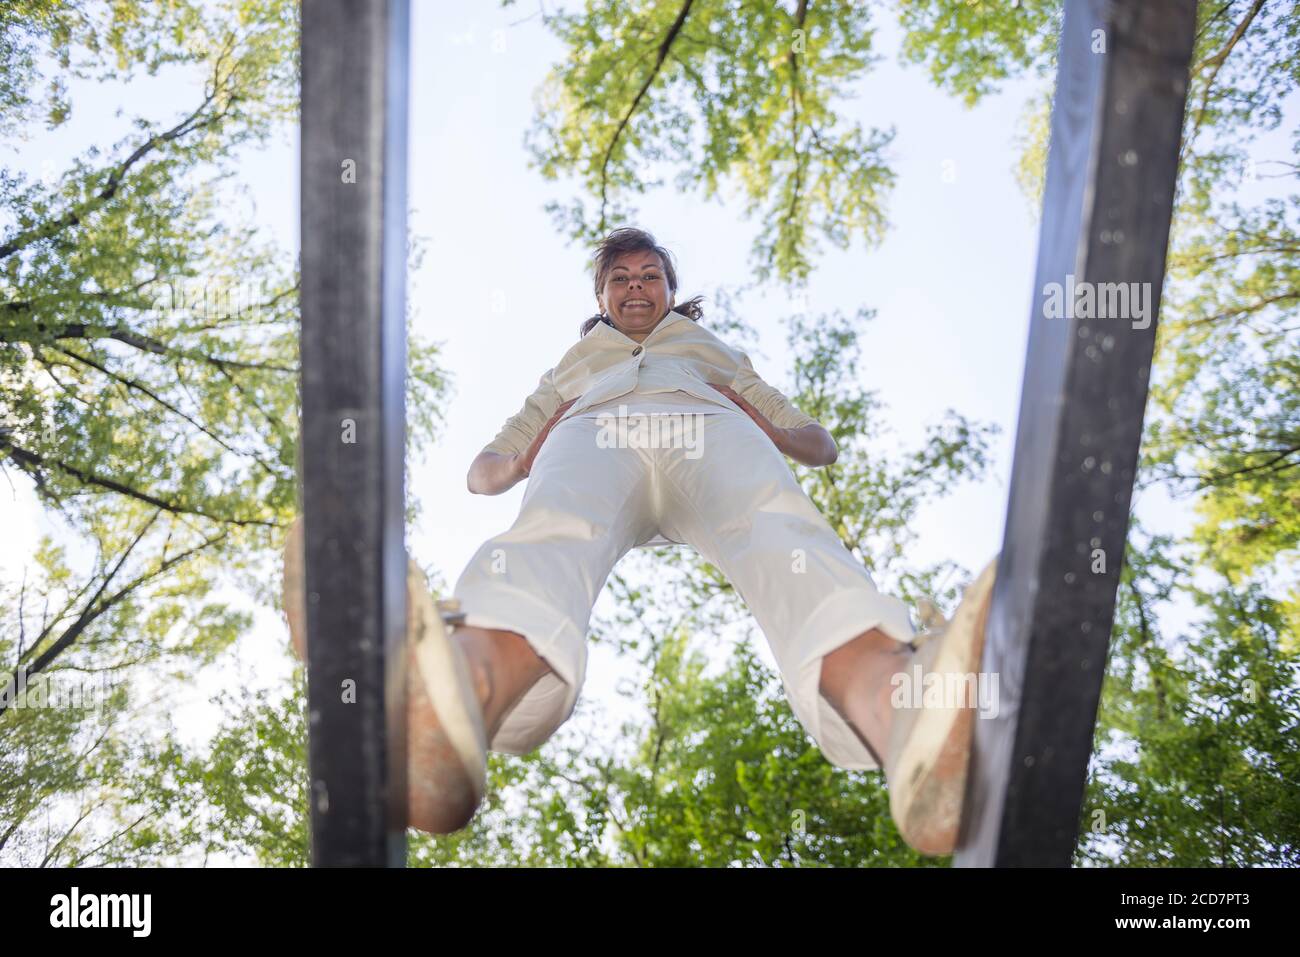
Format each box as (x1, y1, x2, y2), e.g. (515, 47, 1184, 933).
(517, 398, 578, 477)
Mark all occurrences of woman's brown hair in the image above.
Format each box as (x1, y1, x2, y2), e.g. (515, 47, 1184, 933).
(580, 226, 705, 337)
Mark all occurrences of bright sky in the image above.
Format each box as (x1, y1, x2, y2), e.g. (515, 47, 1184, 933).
(8, 0, 1280, 861)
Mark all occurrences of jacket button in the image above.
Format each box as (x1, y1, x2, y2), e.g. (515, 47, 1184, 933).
(631, 346, 643, 356)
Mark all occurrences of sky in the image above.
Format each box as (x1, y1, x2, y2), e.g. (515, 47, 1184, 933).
(4, 0, 1283, 860)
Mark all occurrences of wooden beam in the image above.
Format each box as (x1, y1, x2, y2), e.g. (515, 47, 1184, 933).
(955, 0, 1197, 866)
(299, 0, 410, 867)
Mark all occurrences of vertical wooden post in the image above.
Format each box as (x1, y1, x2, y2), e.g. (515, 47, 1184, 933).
(955, 0, 1197, 867)
(299, 0, 410, 867)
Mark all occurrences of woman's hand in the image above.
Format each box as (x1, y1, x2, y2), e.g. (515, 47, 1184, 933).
(518, 398, 579, 476)
(707, 383, 781, 442)
(467, 398, 580, 495)
(707, 382, 837, 467)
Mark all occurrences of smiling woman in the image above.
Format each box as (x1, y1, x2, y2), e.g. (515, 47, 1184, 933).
(434, 225, 995, 856)
(595, 241, 676, 338)
(580, 225, 703, 340)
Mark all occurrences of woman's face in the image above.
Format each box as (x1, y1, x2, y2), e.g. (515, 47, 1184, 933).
(596, 249, 675, 342)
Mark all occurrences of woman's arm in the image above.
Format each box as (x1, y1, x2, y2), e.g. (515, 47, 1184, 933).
(467, 450, 527, 495)
(471, 368, 564, 494)
(773, 423, 838, 467)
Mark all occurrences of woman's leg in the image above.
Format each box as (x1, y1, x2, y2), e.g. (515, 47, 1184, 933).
(654, 410, 918, 772)
(282, 517, 553, 832)
(446, 625, 554, 744)
(449, 414, 659, 759)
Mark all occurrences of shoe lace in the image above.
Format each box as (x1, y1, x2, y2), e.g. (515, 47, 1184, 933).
(913, 596, 949, 648)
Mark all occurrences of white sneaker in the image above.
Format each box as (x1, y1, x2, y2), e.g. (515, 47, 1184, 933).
(405, 580, 488, 833)
(883, 558, 997, 856)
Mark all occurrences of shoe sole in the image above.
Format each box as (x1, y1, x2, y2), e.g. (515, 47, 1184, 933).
(891, 560, 997, 856)
(405, 562, 489, 834)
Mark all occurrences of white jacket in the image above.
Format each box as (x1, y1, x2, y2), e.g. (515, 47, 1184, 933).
(481, 309, 819, 457)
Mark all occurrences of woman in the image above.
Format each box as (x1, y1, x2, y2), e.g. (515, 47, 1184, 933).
(284, 226, 997, 857)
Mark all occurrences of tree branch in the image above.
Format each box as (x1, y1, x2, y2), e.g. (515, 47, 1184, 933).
(1181, 0, 1266, 164)
(596, 0, 695, 229)
(0, 432, 278, 526)
(5, 525, 231, 712)
(0, 97, 225, 260)
(53, 344, 282, 479)
(3, 320, 295, 373)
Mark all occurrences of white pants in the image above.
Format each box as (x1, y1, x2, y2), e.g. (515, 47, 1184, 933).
(451, 405, 916, 770)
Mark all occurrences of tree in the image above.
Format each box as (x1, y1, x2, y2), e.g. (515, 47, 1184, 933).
(1079, 524, 1300, 865)
(0, 0, 448, 861)
(168, 0, 1300, 865)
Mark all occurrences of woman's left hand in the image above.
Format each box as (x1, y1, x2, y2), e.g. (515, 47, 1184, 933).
(707, 382, 837, 467)
(707, 382, 783, 443)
